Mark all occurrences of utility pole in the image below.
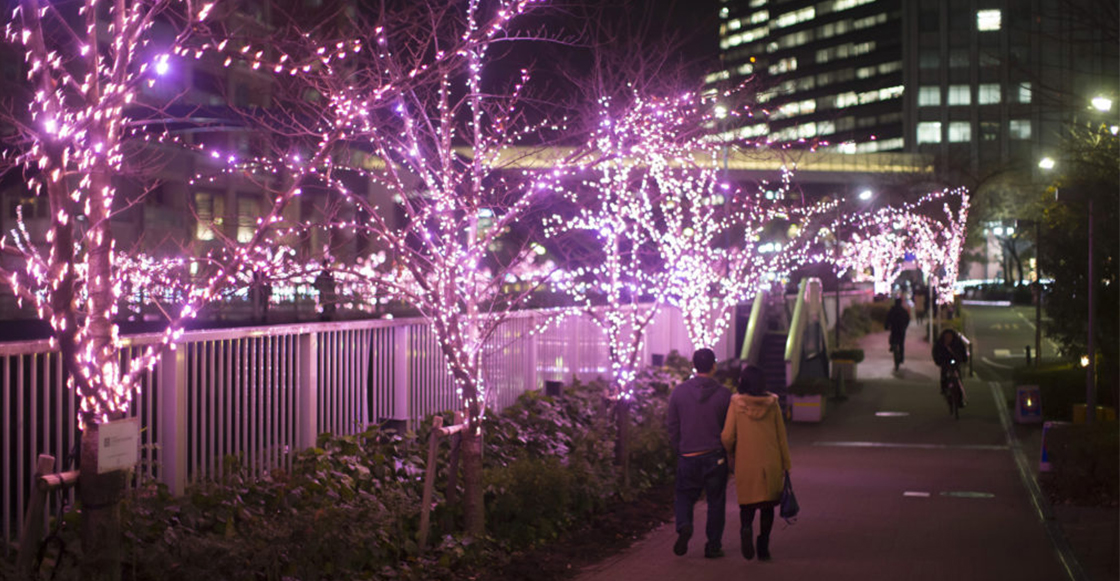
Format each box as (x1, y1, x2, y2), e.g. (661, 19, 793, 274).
(1035, 219, 1042, 367)
(1086, 198, 1096, 424)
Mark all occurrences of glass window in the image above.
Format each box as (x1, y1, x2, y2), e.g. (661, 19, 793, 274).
(948, 121, 971, 142)
(1016, 82, 1032, 103)
(948, 85, 971, 105)
(981, 121, 1000, 141)
(919, 86, 941, 106)
(920, 51, 940, 69)
(978, 84, 1001, 104)
(917, 121, 942, 143)
(919, 9, 938, 31)
(1009, 119, 1031, 139)
(950, 50, 969, 68)
(977, 9, 1001, 31)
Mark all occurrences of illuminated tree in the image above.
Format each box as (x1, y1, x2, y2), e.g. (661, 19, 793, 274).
(833, 188, 972, 305)
(218, 0, 553, 536)
(0, 0, 227, 577)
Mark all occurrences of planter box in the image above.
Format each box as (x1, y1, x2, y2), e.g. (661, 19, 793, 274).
(832, 359, 857, 382)
(789, 394, 825, 422)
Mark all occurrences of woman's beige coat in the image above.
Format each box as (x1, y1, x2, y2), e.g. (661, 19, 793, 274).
(721, 393, 792, 505)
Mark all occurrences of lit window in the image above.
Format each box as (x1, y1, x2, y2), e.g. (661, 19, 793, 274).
(977, 9, 1001, 31)
(917, 121, 942, 143)
(737, 63, 755, 75)
(775, 7, 814, 28)
(237, 196, 259, 243)
(981, 121, 999, 141)
(749, 0, 767, 7)
(705, 70, 731, 84)
(751, 11, 770, 24)
(978, 84, 1001, 104)
(948, 121, 971, 142)
(919, 86, 941, 106)
(1009, 119, 1031, 139)
(948, 85, 971, 105)
(769, 57, 798, 74)
(878, 61, 902, 74)
(835, 92, 859, 108)
(832, 0, 874, 12)
(1016, 82, 1032, 103)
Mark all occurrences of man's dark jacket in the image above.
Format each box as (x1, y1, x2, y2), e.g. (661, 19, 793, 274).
(666, 376, 731, 455)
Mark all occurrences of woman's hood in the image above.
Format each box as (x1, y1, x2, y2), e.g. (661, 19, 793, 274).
(731, 393, 779, 420)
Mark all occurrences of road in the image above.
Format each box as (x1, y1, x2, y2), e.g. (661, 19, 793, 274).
(963, 304, 1062, 379)
(575, 309, 1082, 581)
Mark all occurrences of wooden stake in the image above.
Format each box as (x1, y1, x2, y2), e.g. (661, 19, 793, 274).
(17, 454, 56, 578)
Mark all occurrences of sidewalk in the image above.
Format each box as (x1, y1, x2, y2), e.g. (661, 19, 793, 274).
(575, 324, 1111, 581)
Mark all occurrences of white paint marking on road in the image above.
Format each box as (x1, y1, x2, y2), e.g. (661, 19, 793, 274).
(994, 348, 1012, 357)
(812, 441, 1008, 451)
(903, 491, 930, 498)
(1016, 311, 1062, 352)
(940, 491, 996, 499)
(982, 356, 1014, 369)
(875, 411, 910, 417)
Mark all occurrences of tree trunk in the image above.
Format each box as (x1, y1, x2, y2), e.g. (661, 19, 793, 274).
(615, 398, 631, 490)
(460, 419, 485, 537)
(79, 426, 126, 581)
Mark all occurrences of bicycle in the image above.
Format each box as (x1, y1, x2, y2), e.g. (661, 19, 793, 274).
(942, 361, 965, 420)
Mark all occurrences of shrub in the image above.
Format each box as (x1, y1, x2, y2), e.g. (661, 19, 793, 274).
(1013, 363, 1090, 421)
(1039, 422, 1119, 506)
(830, 348, 865, 363)
(17, 370, 677, 580)
(788, 376, 833, 397)
(840, 301, 891, 344)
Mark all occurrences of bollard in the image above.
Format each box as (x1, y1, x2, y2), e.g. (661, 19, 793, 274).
(1025, 345, 1032, 366)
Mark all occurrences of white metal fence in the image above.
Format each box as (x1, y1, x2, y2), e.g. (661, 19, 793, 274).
(3, 305, 716, 554)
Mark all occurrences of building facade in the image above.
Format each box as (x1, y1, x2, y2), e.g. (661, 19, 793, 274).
(711, 0, 1118, 175)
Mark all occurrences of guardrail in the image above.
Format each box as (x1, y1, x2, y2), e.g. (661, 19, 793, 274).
(2, 305, 699, 554)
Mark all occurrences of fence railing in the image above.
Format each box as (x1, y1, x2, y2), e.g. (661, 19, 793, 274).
(2, 305, 705, 554)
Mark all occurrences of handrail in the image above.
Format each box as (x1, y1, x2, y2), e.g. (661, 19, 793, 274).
(739, 292, 766, 363)
(784, 278, 825, 387)
(784, 280, 809, 386)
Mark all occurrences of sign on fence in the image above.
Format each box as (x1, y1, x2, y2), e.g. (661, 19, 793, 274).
(97, 417, 140, 474)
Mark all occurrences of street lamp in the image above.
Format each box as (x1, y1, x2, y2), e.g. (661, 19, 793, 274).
(1038, 157, 1056, 170)
(1091, 96, 1113, 112)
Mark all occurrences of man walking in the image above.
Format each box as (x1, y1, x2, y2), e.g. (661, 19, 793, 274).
(885, 297, 910, 372)
(666, 348, 731, 558)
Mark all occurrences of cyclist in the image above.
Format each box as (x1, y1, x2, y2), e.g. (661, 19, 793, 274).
(932, 328, 969, 408)
(884, 297, 910, 372)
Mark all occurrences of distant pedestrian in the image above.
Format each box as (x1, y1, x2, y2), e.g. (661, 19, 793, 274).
(249, 270, 271, 323)
(885, 297, 910, 371)
(314, 262, 337, 321)
(721, 365, 791, 562)
(666, 348, 732, 559)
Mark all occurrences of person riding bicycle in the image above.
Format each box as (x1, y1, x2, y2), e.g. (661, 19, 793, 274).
(884, 297, 910, 372)
(932, 329, 968, 406)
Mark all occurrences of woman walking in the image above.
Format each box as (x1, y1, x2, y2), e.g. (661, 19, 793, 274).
(721, 365, 791, 561)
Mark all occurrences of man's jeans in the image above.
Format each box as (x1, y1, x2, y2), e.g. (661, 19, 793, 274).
(674, 449, 728, 550)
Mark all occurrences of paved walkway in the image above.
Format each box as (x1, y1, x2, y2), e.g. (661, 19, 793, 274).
(577, 324, 1112, 581)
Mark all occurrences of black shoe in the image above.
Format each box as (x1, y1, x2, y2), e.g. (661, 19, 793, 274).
(757, 536, 771, 561)
(704, 544, 724, 559)
(740, 526, 755, 560)
(673, 525, 692, 556)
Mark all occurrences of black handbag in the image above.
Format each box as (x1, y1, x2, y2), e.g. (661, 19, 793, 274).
(779, 471, 799, 523)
